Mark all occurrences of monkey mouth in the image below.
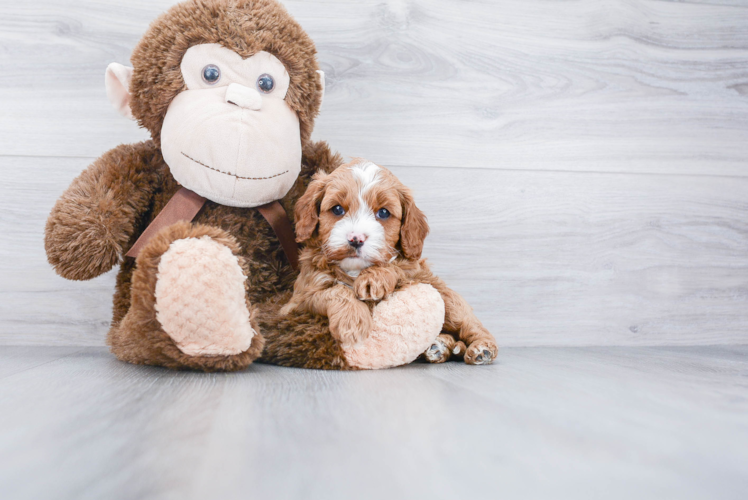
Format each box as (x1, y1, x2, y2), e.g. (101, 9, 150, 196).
(181, 152, 289, 180)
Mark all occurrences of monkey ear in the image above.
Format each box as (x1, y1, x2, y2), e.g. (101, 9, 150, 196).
(316, 70, 325, 108)
(399, 187, 430, 260)
(294, 173, 328, 243)
(105, 63, 135, 120)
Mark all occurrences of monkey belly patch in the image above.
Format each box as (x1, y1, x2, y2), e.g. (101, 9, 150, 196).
(155, 236, 254, 356)
(343, 283, 445, 370)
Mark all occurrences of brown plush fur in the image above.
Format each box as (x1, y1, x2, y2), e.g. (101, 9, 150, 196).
(283, 161, 499, 365)
(46, 138, 342, 371)
(109, 221, 265, 371)
(129, 0, 323, 147)
(257, 293, 352, 370)
(44, 0, 347, 371)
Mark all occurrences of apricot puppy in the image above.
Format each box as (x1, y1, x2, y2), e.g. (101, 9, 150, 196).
(282, 159, 498, 365)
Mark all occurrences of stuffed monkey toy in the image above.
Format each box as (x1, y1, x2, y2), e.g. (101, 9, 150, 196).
(45, 0, 451, 371)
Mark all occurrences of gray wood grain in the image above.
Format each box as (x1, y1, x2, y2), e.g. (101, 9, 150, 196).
(0, 345, 746, 500)
(1, 0, 748, 175)
(3, 156, 748, 346)
(0, 346, 82, 379)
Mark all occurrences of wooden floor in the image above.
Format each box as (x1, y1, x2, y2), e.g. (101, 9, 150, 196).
(1, 346, 747, 500)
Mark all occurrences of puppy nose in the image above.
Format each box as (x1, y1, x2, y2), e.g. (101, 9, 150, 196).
(225, 83, 262, 110)
(348, 234, 367, 249)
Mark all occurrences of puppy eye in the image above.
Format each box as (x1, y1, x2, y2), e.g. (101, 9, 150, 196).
(257, 73, 275, 93)
(331, 205, 345, 216)
(376, 208, 390, 220)
(202, 64, 221, 84)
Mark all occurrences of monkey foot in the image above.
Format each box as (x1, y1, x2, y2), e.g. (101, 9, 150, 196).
(155, 235, 255, 356)
(343, 283, 445, 370)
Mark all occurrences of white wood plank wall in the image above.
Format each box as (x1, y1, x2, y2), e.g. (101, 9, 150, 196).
(1, 0, 747, 346)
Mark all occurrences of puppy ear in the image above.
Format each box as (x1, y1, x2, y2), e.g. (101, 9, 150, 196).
(294, 173, 328, 242)
(399, 187, 429, 260)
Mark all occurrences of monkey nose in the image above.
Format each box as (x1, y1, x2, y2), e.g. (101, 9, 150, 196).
(225, 83, 262, 110)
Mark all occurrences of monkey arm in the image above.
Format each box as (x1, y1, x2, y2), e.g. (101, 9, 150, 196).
(45, 141, 161, 280)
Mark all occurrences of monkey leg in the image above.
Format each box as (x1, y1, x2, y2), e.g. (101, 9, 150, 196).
(107, 221, 264, 372)
(257, 295, 351, 370)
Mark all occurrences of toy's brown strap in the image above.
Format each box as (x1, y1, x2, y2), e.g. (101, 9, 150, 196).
(124, 187, 299, 270)
(256, 200, 299, 271)
(125, 187, 206, 259)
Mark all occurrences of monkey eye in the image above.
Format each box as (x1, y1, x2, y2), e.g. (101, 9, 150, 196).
(257, 73, 275, 93)
(376, 208, 391, 220)
(201, 64, 221, 84)
(331, 205, 345, 216)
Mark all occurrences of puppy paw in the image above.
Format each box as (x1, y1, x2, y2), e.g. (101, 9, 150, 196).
(329, 305, 373, 347)
(354, 267, 397, 301)
(464, 340, 499, 366)
(423, 334, 456, 363)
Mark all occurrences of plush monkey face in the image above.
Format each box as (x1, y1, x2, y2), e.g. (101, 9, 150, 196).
(159, 44, 302, 207)
(104, 0, 325, 208)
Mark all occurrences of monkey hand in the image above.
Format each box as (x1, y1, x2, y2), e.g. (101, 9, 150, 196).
(353, 265, 398, 302)
(45, 198, 125, 281)
(45, 144, 158, 281)
(328, 300, 372, 347)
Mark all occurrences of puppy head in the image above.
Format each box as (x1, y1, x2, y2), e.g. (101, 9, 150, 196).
(295, 159, 429, 273)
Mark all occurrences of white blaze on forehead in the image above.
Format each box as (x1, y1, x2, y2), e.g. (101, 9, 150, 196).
(351, 161, 381, 194)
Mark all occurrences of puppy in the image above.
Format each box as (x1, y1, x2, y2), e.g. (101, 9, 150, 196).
(282, 159, 498, 365)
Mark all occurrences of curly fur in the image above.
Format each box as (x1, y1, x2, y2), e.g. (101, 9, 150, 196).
(282, 161, 499, 368)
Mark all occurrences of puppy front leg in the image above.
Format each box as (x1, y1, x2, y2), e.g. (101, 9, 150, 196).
(322, 285, 373, 347)
(434, 280, 498, 365)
